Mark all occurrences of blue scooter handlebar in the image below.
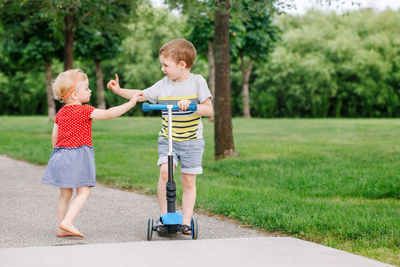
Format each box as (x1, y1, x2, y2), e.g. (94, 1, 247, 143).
(142, 102, 197, 112)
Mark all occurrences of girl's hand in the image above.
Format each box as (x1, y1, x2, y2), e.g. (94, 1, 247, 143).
(136, 94, 146, 102)
(129, 93, 144, 106)
(177, 99, 191, 111)
(107, 73, 121, 93)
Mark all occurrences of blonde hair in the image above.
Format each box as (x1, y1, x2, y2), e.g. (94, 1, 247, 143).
(159, 38, 197, 69)
(52, 69, 87, 102)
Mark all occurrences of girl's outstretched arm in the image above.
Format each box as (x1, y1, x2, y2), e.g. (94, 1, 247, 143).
(90, 93, 142, 120)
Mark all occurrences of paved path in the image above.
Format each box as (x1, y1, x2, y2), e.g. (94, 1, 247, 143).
(0, 155, 395, 267)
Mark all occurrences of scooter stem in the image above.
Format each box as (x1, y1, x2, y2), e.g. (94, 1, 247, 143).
(168, 105, 173, 157)
(166, 105, 176, 213)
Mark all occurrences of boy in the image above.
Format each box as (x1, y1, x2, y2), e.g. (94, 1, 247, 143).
(107, 38, 213, 233)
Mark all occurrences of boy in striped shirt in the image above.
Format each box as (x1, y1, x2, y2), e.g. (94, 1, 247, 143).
(107, 38, 213, 233)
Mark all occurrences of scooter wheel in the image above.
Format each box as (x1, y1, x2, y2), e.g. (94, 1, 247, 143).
(191, 217, 198, 240)
(147, 218, 154, 241)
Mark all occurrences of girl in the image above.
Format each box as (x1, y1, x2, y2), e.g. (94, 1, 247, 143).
(42, 69, 142, 238)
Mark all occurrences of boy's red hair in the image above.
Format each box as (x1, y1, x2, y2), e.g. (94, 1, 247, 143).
(159, 38, 197, 69)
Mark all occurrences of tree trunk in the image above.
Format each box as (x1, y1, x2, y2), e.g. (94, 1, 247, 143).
(207, 39, 215, 122)
(45, 60, 56, 121)
(214, 0, 236, 159)
(95, 59, 106, 109)
(64, 14, 74, 70)
(240, 53, 253, 118)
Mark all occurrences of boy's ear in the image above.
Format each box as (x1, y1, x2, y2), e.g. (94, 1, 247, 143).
(178, 60, 187, 69)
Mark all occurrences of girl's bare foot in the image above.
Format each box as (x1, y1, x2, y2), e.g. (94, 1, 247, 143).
(57, 228, 74, 237)
(59, 223, 84, 237)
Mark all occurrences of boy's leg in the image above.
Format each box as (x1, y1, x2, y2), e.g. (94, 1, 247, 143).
(156, 137, 177, 220)
(157, 163, 169, 216)
(178, 139, 204, 227)
(181, 173, 196, 226)
(59, 186, 91, 236)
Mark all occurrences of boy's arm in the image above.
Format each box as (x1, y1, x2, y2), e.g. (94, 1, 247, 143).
(107, 73, 147, 101)
(51, 123, 58, 147)
(178, 98, 213, 117)
(196, 98, 214, 117)
(90, 93, 142, 120)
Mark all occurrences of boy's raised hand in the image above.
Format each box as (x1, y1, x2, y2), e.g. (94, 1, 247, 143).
(107, 73, 120, 93)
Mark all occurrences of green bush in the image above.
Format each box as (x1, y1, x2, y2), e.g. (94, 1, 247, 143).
(248, 9, 400, 118)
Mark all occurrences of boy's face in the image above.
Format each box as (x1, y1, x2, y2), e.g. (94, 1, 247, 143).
(159, 55, 187, 82)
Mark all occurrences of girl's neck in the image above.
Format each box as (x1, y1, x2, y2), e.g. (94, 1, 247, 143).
(64, 96, 82, 106)
(64, 101, 82, 106)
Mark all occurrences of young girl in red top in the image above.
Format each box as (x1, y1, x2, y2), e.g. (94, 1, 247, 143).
(42, 69, 142, 238)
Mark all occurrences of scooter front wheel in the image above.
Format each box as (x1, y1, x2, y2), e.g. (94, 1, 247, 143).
(147, 218, 154, 241)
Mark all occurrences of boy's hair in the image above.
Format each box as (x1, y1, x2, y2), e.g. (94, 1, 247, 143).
(52, 69, 87, 102)
(159, 38, 197, 69)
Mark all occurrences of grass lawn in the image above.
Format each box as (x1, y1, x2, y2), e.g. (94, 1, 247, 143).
(0, 116, 399, 265)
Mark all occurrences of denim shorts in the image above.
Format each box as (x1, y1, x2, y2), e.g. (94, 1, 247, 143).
(157, 137, 205, 174)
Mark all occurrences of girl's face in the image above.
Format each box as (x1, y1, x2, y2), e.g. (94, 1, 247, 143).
(159, 55, 186, 82)
(75, 79, 91, 103)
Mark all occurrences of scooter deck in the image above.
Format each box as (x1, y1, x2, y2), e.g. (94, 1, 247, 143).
(154, 224, 191, 234)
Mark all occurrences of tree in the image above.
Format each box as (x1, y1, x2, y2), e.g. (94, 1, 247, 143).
(250, 8, 399, 118)
(212, 0, 281, 157)
(75, 30, 122, 108)
(36, 0, 139, 112)
(186, 2, 215, 120)
(166, 0, 284, 158)
(0, 0, 63, 119)
(214, 0, 236, 158)
(230, 2, 280, 118)
(42, 0, 80, 70)
(44, 0, 137, 71)
(74, 1, 138, 109)
(166, 0, 237, 158)
(99, 4, 188, 116)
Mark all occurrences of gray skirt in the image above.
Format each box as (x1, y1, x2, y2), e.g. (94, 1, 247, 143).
(41, 145, 96, 188)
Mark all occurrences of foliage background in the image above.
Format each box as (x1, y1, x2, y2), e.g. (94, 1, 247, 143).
(0, 6, 399, 118)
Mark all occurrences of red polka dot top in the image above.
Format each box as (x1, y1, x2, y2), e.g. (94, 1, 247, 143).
(55, 104, 95, 148)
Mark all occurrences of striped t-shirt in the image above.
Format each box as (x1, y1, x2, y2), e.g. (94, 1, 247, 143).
(143, 73, 212, 141)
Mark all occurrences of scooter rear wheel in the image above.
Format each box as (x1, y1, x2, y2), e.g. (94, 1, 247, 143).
(191, 218, 198, 240)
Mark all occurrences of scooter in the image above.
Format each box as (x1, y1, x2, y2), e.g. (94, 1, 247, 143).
(142, 102, 198, 240)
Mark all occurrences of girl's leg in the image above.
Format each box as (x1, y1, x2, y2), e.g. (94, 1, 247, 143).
(57, 188, 73, 236)
(59, 186, 91, 236)
(157, 163, 169, 217)
(181, 173, 196, 226)
(57, 188, 73, 224)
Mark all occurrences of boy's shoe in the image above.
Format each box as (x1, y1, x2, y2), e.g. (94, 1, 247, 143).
(155, 217, 167, 235)
(181, 224, 192, 235)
